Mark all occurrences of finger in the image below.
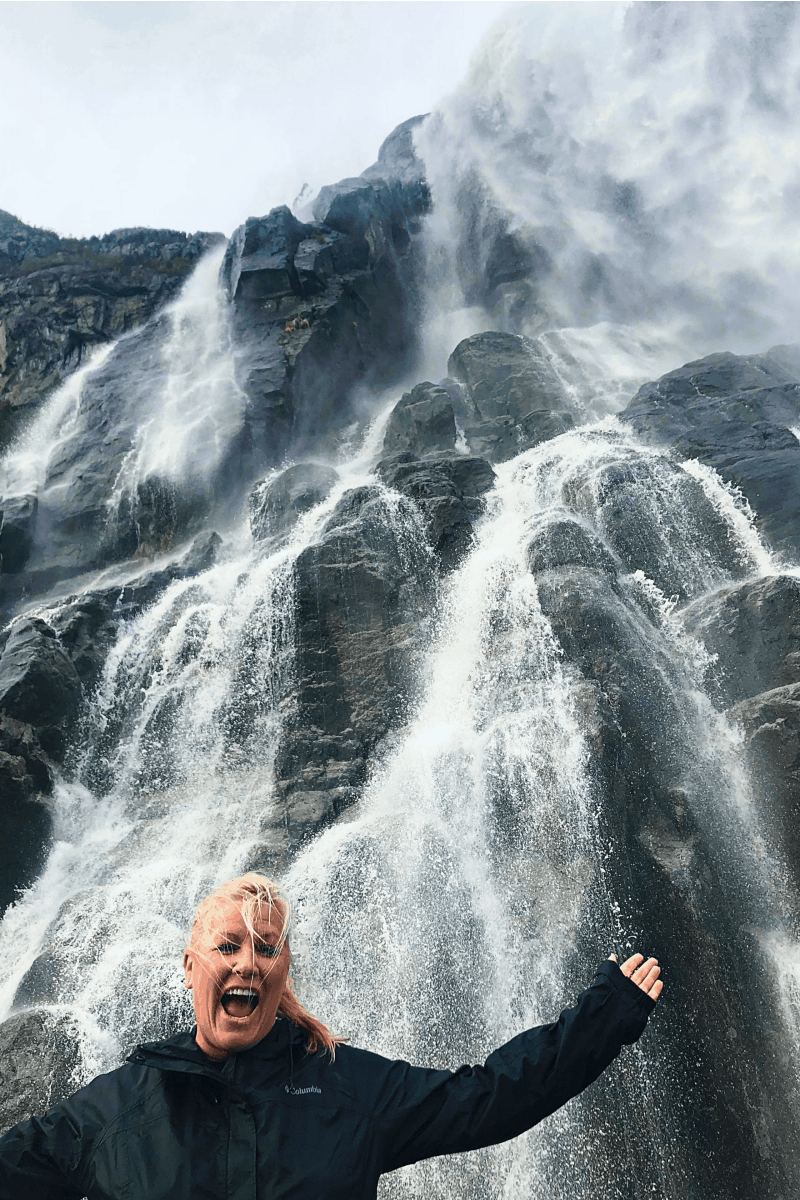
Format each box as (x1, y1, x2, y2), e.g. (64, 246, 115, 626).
(631, 957, 658, 985)
(648, 979, 663, 1001)
(638, 964, 661, 993)
(632, 959, 658, 987)
(620, 953, 644, 978)
(608, 954, 617, 962)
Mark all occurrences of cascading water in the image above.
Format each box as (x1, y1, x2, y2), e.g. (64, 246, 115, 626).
(0, 442, 432, 1076)
(0, 243, 247, 595)
(414, 1, 800, 395)
(108, 244, 246, 552)
(0, 342, 118, 501)
(284, 421, 798, 1199)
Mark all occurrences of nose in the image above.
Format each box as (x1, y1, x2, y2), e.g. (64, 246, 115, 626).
(230, 941, 259, 979)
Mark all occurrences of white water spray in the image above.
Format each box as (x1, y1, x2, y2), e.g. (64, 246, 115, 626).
(415, 1, 800, 397)
(108, 244, 244, 509)
(0, 341, 117, 499)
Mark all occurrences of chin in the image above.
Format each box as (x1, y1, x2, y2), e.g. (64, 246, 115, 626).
(215, 1012, 274, 1048)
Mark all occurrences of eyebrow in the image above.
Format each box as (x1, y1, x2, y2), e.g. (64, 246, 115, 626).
(215, 933, 278, 945)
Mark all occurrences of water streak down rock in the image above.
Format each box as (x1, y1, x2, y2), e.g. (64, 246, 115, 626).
(0, 209, 224, 450)
(621, 348, 800, 559)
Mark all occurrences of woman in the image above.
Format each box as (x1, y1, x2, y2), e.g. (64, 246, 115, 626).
(0, 873, 661, 1199)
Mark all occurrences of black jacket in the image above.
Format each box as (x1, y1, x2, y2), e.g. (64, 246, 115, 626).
(0, 961, 655, 1200)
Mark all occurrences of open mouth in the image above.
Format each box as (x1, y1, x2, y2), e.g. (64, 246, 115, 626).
(221, 987, 259, 1018)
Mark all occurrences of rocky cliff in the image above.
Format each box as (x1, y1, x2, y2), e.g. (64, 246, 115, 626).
(0, 117, 432, 914)
(0, 209, 225, 450)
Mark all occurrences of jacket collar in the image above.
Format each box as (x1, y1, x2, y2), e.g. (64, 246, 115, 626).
(127, 1016, 309, 1080)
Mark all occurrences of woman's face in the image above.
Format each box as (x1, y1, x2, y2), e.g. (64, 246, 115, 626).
(183, 897, 290, 1060)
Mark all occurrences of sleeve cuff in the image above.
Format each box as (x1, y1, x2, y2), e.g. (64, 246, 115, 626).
(595, 959, 658, 1014)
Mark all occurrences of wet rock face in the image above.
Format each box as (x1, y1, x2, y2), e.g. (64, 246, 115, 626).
(526, 517, 619, 576)
(0, 1009, 82, 1135)
(447, 331, 577, 462)
(621, 347, 800, 558)
(0, 617, 82, 910)
(0, 209, 224, 451)
(730, 683, 800, 892)
(378, 453, 496, 571)
(680, 574, 800, 897)
(0, 530, 223, 913)
(562, 454, 753, 602)
(0, 715, 52, 914)
(679, 574, 800, 707)
(222, 121, 431, 472)
(274, 485, 436, 851)
(249, 463, 339, 542)
(530, 552, 784, 1199)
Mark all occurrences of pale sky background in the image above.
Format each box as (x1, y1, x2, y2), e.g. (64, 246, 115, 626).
(0, 0, 516, 238)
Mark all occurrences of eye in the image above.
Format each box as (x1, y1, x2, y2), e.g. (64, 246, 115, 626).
(257, 943, 280, 958)
(216, 942, 238, 955)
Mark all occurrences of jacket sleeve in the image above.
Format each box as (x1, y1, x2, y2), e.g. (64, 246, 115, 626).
(377, 959, 657, 1171)
(0, 1092, 100, 1200)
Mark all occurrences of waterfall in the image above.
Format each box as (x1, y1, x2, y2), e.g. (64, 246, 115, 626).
(0, 441, 430, 1075)
(0, 342, 118, 500)
(414, 1, 800, 394)
(0, 244, 247, 591)
(107, 245, 245, 522)
(284, 420, 796, 1198)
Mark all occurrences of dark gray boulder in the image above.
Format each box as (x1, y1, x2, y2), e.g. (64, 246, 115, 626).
(221, 207, 308, 301)
(621, 348, 800, 558)
(313, 179, 392, 238)
(381, 382, 457, 457)
(563, 455, 755, 603)
(0, 617, 82, 727)
(273, 485, 436, 852)
(447, 331, 577, 461)
(679, 574, 800, 707)
(469, 408, 576, 463)
(448, 331, 567, 420)
(0, 1009, 82, 1135)
(249, 464, 339, 542)
(378, 454, 496, 570)
(526, 518, 619, 576)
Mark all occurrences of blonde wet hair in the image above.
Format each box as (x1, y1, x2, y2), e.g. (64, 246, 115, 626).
(188, 872, 344, 1058)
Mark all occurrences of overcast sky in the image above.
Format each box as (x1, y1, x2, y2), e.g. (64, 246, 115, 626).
(0, 0, 515, 239)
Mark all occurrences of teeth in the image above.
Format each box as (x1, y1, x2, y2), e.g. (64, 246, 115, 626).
(226, 988, 257, 997)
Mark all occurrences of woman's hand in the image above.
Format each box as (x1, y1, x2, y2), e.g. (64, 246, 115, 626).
(609, 953, 663, 1000)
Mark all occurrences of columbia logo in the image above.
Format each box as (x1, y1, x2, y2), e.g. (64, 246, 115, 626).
(285, 1084, 322, 1095)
